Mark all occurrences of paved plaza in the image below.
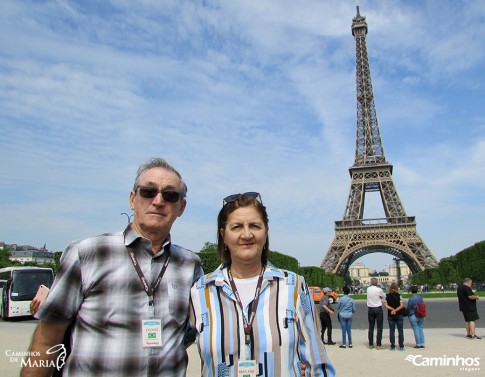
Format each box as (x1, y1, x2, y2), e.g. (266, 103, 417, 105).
(185, 328, 482, 377)
(2, 321, 482, 376)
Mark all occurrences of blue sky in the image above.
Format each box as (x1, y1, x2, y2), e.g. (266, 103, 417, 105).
(1, 0, 484, 272)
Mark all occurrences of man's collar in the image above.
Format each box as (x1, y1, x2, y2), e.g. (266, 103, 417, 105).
(123, 224, 171, 250)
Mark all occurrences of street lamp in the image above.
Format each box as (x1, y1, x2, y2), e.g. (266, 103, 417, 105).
(393, 257, 402, 288)
(121, 212, 133, 223)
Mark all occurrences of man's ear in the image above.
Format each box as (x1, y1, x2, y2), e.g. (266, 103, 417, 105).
(177, 198, 187, 217)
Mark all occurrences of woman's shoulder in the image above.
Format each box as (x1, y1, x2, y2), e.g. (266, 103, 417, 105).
(192, 264, 225, 286)
(266, 263, 301, 281)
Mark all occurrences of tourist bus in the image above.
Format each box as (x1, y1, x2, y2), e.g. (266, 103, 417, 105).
(0, 266, 54, 319)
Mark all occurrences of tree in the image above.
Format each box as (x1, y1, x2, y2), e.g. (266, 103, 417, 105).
(298, 266, 344, 289)
(438, 256, 458, 287)
(410, 267, 441, 287)
(456, 241, 485, 282)
(53, 252, 63, 274)
(0, 247, 12, 268)
(197, 242, 222, 273)
(0, 247, 21, 268)
(369, 271, 389, 277)
(269, 251, 299, 271)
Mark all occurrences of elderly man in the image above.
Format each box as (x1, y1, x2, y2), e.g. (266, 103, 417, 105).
(319, 287, 337, 345)
(457, 278, 481, 339)
(21, 157, 203, 377)
(366, 277, 386, 349)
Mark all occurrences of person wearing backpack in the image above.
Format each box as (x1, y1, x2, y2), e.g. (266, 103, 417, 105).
(407, 285, 426, 349)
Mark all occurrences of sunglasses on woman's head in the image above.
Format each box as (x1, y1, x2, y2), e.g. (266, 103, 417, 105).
(222, 192, 262, 206)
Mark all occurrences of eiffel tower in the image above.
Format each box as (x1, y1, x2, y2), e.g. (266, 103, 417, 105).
(320, 6, 438, 276)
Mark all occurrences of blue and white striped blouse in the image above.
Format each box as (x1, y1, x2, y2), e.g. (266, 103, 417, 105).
(189, 263, 336, 377)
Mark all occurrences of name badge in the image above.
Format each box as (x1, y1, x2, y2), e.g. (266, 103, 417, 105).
(142, 319, 162, 348)
(238, 360, 257, 377)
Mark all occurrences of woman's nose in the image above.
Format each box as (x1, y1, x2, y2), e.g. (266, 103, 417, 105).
(241, 226, 253, 238)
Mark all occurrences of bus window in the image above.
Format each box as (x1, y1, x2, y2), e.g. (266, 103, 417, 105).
(0, 267, 54, 319)
(11, 270, 54, 301)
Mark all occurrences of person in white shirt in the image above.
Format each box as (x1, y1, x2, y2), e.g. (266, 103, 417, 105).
(366, 277, 386, 349)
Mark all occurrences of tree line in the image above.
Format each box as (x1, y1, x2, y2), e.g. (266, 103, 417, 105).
(0, 243, 344, 288)
(198, 242, 344, 288)
(3, 240, 483, 290)
(410, 240, 485, 288)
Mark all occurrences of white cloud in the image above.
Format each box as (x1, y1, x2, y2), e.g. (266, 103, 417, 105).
(1, 0, 484, 273)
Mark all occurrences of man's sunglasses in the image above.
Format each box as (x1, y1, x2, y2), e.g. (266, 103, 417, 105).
(223, 192, 262, 206)
(136, 185, 181, 203)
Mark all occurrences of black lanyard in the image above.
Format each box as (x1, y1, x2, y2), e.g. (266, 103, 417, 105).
(127, 245, 171, 312)
(227, 266, 265, 345)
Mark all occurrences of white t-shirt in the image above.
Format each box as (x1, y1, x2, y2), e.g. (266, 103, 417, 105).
(223, 270, 260, 309)
(367, 285, 386, 307)
(233, 276, 259, 309)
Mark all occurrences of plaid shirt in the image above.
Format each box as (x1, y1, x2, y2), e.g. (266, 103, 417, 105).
(36, 225, 203, 377)
(189, 263, 335, 377)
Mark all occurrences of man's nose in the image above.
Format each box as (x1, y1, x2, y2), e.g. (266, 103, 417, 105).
(152, 192, 165, 205)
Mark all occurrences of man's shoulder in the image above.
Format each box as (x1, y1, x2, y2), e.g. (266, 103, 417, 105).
(457, 284, 471, 294)
(68, 231, 124, 253)
(367, 285, 383, 293)
(171, 243, 198, 255)
(170, 244, 202, 263)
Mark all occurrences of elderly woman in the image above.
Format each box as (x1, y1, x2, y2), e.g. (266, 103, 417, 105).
(383, 282, 405, 351)
(189, 192, 335, 377)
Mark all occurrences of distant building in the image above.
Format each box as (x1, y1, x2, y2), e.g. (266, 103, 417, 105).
(9, 250, 55, 265)
(1, 243, 39, 251)
(386, 261, 411, 285)
(348, 262, 370, 283)
(348, 260, 410, 287)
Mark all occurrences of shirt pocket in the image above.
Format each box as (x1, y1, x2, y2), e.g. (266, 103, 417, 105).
(167, 280, 191, 325)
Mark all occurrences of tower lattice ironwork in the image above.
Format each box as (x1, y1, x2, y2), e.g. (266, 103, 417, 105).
(320, 6, 438, 276)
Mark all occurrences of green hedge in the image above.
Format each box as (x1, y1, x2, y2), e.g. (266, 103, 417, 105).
(196, 242, 343, 288)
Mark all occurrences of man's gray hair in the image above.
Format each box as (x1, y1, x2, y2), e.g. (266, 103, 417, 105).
(133, 157, 188, 199)
(463, 277, 472, 284)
